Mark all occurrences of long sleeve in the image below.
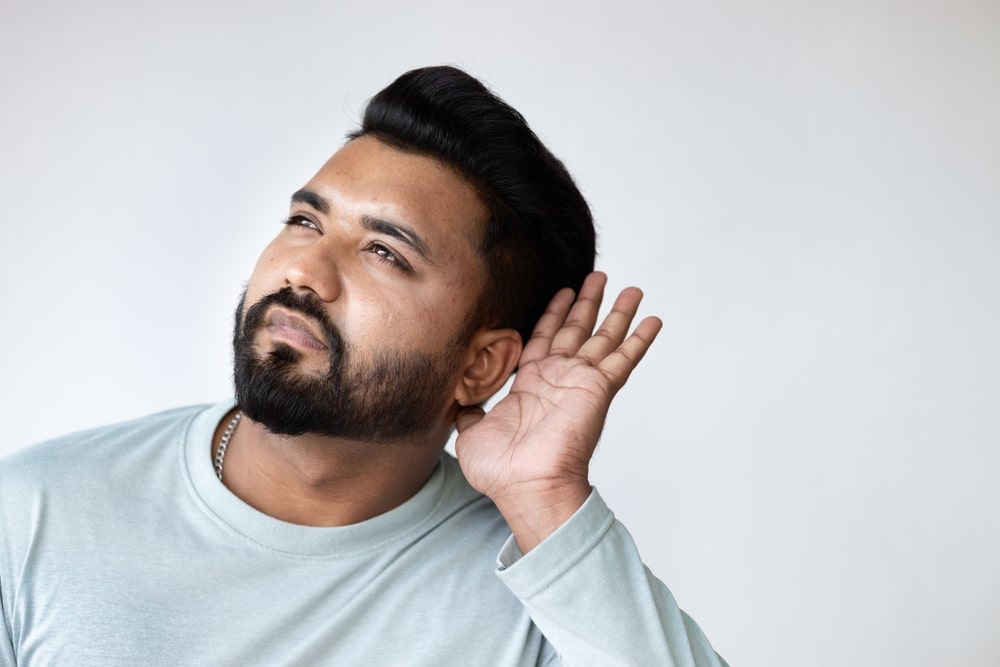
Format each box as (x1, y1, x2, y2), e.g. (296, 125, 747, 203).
(0, 618, 12, 666)
(495, 490, 728, 667)
(1, 572, 15, 666)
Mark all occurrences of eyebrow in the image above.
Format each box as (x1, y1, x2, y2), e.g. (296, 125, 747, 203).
(290, 188, 434, 265)
(361, 215, 434, 265)
(290, 189, 329, 214)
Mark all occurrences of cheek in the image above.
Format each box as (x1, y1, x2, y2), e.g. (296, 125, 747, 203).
(344, 294, 443, 348)
(412, 292, 477, 344)
(252, 240, 284, 275)
(244, 242, 284, 303)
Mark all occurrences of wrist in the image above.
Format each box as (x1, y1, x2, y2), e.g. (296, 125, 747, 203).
(489, 479, 592, 554)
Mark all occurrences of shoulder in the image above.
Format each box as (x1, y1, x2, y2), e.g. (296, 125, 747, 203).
(0, 404, 212, 491)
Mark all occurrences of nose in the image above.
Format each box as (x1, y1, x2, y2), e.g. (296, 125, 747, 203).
(283, 236, 343, 303)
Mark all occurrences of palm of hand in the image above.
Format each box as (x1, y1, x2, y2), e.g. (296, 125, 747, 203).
(454, 272, 662, 507)
(456, 353, 612, 499)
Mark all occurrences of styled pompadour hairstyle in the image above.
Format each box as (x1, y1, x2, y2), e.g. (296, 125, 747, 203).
(348, 65, 596, 345)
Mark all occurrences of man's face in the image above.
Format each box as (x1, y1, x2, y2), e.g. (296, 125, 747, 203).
(234, 135, 489, 441)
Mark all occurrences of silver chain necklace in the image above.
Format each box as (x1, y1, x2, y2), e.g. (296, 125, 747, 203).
(214, 411, 243, 481)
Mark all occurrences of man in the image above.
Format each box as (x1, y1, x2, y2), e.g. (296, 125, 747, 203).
(0, 66, 726, 665)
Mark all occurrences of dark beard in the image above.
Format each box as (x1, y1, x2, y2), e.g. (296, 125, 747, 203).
(233, 287, 461, 441)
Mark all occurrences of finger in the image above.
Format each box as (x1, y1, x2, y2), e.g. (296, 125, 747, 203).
(455, 406, 486, 433)
(598, 315, 663, 393)
(576, 286, 643, 363)
(520, 287, 576, 365)
(549, 272, 608, 357)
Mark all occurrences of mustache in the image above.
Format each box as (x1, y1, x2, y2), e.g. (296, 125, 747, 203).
(238, 287, 344, 358)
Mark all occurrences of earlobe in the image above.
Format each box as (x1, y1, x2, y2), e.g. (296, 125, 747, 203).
(454, 329, 522, 406)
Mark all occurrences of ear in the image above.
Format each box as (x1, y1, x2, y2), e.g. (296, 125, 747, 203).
(453, 328, 522, 406)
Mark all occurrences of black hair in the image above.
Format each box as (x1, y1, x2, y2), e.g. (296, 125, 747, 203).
(348, 65, 596, 345)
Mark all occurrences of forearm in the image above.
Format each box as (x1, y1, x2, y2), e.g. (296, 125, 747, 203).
(496, 490, 727, 667)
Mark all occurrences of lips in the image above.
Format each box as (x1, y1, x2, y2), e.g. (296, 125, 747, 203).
(265, 308, 329, 351)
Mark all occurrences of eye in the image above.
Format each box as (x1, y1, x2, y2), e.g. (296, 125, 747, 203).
(364, 241, 411, 273)
(283, 215, 319, 231)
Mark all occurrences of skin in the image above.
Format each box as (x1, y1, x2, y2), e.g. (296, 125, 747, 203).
(217, 134, 662, 552)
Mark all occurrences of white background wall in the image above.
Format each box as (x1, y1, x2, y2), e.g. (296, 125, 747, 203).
(2, 1, 998, 664)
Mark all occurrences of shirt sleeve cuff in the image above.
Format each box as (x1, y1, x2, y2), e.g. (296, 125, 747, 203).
(494, 488, 615, 593)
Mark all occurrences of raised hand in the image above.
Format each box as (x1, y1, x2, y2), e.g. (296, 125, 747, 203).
(454, 272, 662, 552)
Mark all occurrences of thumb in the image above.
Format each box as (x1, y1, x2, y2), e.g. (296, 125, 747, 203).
(455, 406, 486, 433)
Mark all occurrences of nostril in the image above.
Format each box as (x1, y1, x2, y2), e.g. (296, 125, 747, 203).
(282, 248, 342, 303)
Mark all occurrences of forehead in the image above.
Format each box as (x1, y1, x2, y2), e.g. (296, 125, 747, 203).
(301, 135, 486, 255)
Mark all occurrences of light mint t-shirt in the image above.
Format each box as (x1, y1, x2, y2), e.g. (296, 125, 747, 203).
(0, 402, 725, 666)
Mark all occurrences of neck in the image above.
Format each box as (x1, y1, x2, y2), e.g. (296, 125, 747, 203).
(212, 411, 449, 526)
